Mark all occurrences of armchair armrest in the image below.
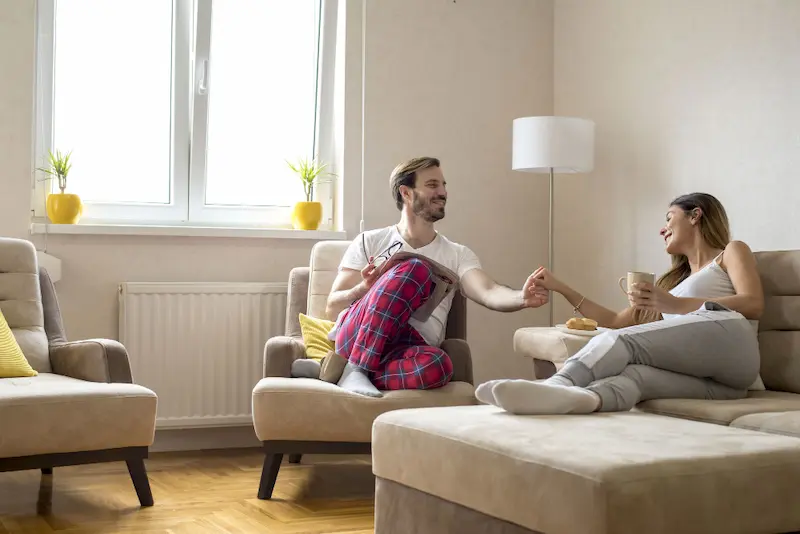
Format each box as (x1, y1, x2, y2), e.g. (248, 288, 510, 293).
(263, 336, 306, 378)
(50, 339, 133, 383)
(441, 338, 473, 385)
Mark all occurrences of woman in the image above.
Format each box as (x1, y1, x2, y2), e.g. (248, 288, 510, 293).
(477, 192, 765, 415)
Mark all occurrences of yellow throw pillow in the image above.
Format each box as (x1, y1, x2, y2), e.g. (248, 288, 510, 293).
(0, 308, 37, 378)
(298, 313, 336, 361)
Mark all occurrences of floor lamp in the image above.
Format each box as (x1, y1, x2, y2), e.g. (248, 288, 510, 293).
(512, 116, 595, 326)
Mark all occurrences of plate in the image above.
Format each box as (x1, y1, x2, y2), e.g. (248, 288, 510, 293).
(555, 324, 609, 337)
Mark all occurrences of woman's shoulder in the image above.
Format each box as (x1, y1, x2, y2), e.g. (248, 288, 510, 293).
(720, 240, 758, 271)
(724, 240, 756, 259)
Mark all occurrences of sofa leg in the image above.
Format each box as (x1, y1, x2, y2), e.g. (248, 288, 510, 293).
(288, 454, 302, 464)
(126, 458, 154, 507)
(41, 468, 53, 475)
(258, 453, 283, 500)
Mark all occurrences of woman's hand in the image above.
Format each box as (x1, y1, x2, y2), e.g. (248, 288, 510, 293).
(628, 282, 679, 313)
(531, 267, 566, 294)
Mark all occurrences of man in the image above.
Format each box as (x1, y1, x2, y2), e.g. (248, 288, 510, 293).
(315, 156, 548, 397)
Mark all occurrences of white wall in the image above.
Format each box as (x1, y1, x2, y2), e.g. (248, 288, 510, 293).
(553, 0, 800, 320)
(0, 0, 554, 391)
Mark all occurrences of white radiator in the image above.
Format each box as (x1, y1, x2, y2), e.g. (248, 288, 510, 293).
(119, 282, 288, 429)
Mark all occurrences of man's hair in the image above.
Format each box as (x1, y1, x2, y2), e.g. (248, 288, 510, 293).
(389, 157, 440, 210)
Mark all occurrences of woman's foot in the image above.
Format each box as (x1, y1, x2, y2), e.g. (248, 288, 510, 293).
(492, 381, 600, 415)
(475, 379, 506, 405)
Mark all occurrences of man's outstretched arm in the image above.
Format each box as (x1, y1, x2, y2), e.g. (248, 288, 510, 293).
(460, 268, 548, 312)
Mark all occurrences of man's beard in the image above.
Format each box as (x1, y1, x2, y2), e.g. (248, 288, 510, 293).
(412, 191, 446, 222)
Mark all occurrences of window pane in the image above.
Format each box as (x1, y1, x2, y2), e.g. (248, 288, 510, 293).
(204, 0, 318, 207)
(53, 0, 173, 204)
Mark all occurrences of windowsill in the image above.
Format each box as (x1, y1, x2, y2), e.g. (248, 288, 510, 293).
(29, 222, 348, 240)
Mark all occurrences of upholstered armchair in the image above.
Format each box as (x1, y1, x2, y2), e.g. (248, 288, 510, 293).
(251, 241, 477, 499)
(0, 237, 158, 507)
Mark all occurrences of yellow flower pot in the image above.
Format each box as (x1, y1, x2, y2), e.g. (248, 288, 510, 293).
(46, 193, 83, 224)
(292, 201, 323, 230)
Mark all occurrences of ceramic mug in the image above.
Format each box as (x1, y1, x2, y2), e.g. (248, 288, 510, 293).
(618, 271, 655, 296)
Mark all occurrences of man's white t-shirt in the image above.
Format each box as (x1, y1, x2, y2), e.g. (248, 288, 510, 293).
(337, 226, 482, 347)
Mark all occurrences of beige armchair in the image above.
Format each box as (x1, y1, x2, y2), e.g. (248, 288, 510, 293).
(252, 241, 477, 499)
(0, 237, 158, 507)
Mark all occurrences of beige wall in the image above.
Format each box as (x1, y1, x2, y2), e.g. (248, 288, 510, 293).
(0, 0, 554, 386)
(363, 0, 554, 382)
(553, 0, 800, 320)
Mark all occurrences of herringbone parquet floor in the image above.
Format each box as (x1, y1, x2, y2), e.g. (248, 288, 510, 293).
(0, 449, 375, 534)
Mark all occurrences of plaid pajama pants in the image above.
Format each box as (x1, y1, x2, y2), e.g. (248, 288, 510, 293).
(335, 258, 454, 390)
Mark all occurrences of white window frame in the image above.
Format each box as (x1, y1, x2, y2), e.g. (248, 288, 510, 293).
(32, 0, 338, 229)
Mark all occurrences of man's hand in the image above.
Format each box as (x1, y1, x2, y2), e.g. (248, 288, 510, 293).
(522, 268, 550, 308)
(359, 258, 380, 292)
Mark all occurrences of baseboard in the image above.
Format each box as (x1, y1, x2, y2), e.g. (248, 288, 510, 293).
(150, 425, 261, 453)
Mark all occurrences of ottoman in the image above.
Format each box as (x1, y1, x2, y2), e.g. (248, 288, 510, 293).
(372, 405, 800, 534)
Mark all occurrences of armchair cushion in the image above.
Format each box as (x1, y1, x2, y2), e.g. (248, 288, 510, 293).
(0, 308, 37, 378)
(0, 238, 50, 372)
(50, 339, 134, 383)
(0, 373, 157, 458)
(298, 313, 336, 360)
(252, 377, 476, 442)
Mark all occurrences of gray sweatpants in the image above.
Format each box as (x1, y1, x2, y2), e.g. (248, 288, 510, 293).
(552, 302, 761, 412)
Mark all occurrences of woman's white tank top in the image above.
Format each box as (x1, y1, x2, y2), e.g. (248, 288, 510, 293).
(662, 252, 759, 331)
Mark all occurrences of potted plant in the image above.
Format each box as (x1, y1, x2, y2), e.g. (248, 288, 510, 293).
(37, 149, 83, 224)
(286, 157, 336, 230)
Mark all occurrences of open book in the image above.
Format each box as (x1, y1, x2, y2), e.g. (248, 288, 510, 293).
(374, 250, 459, 322)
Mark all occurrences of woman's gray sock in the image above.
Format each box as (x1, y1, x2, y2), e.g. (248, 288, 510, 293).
(337, 363, 383, 398)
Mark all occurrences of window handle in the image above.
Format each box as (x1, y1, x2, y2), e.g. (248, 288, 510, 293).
(198, 59, 209, 95)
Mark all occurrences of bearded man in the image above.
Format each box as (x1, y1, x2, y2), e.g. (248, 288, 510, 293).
(320, 157, 548, 396)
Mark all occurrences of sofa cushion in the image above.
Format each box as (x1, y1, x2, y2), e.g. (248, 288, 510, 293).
(0, 238, 50, 373)
(636, 390, 800, 425)
(731, 410, 800, 439)
(252, 377, 475, 442)
(373, 405, 800, 534)
(754, 250, 800, 394)
(0, 373, 157, 458)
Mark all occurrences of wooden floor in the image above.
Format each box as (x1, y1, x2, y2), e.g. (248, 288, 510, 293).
(0, 449, 375, 533)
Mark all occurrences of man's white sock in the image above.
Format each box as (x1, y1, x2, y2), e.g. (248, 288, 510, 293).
(337, 363, 383, 398)
(492, 381, 600, 415)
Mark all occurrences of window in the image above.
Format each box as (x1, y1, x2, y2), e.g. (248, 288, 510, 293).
(33, 0, 338, 228)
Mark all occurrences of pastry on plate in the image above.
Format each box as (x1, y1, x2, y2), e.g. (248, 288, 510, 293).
(566, 317, 598, 331)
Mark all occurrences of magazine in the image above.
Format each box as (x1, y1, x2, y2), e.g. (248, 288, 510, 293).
(372, 248, 459, 322)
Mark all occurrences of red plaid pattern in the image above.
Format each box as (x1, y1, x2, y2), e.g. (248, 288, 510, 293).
(335, 258, 453, 390)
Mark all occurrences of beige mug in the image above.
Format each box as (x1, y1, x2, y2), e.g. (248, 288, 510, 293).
(618, 271, 655, 295)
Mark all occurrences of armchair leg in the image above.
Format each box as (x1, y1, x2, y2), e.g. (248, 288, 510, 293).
(126, 458, 154, 507)
(258, 453, 283, 500)
(41, 468, 53, 475)
(288, 454, 302, 464)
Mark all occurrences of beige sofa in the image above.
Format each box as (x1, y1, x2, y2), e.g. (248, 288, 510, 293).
(251, 241, 477, 499)
(0, 237, 158, 507)
(372, 249, 800, 534)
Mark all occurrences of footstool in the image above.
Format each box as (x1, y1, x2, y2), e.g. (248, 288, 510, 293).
(514, 326, 594, 379)
(372, 405, 800, 534)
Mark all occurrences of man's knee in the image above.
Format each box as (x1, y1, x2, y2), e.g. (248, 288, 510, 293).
(428, 348, 454, 385)
(390, 257, 434, 280)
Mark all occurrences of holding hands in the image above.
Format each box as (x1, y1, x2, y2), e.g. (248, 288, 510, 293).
(521, 267, 551, 308)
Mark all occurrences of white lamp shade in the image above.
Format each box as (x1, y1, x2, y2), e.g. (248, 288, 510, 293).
(512, 116, 595, 173)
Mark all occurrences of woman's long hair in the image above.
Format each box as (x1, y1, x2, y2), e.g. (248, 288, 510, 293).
(635, 193, 731, 324)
